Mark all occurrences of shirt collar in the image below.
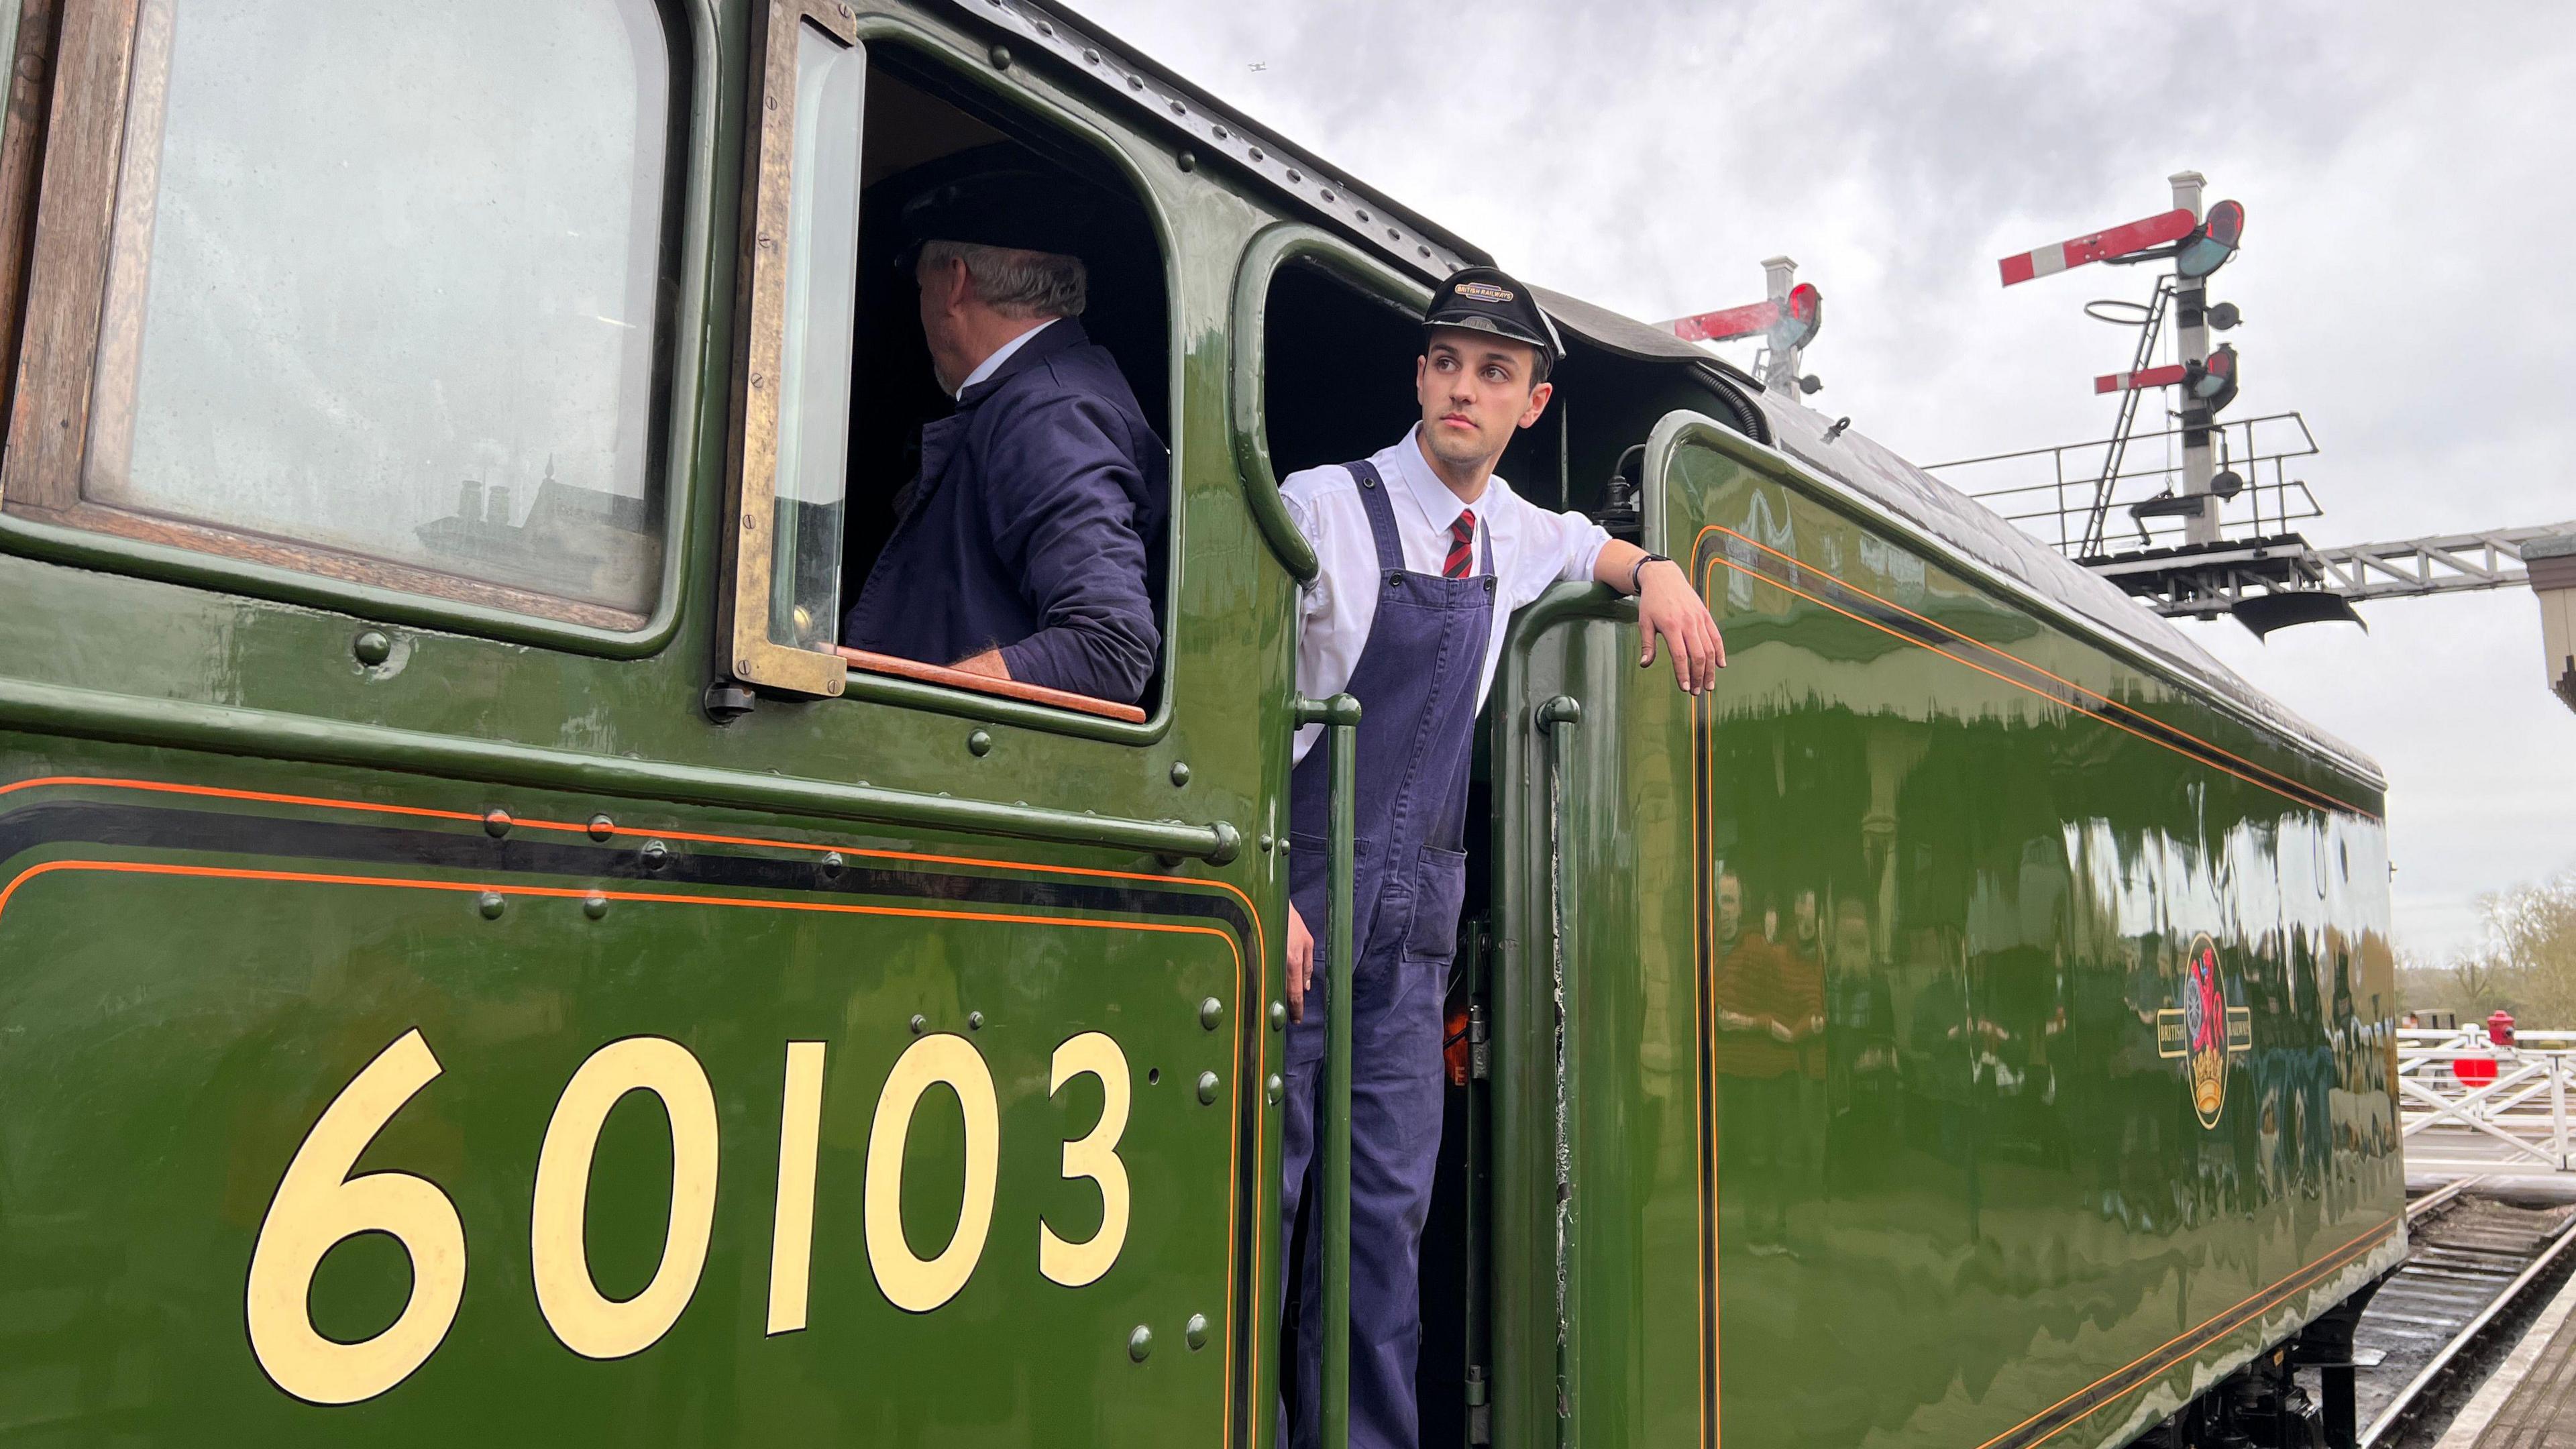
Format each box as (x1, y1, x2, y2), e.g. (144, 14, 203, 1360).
(1386, 423, 1509, 532)
(953, 317, 1059, 400)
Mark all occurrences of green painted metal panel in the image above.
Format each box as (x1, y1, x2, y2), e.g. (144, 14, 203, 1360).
(0, 763, 1271, 1442)
(1487, 415, 2402, 1449)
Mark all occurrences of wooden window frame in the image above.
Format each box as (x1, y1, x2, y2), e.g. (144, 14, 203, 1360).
(724, 3, 1157, 726)
(0, 0, 686, 637)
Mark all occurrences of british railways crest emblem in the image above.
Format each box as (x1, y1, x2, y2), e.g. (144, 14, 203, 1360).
(2155, 933, 2253, 1128)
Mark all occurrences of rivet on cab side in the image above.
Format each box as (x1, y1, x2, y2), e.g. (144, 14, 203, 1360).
(967, 729, 994, 757)
(586, 813, 615, 841)
(1265, 1073, 1284, 1104)
(484, 808, 512, 839)
(583, 894, 608, 920)
(478, 892, 506, 920)
(1169, 761, 1191, 787)
(641, 839, 669, 871)
(1196, 1071, 1220, 1105)
(910, 1014, 928, 1036)
(1199, 998, 1223, 1031)
(1185, 1313, 1210, 1351)
(1128, 1325, 1154, 1362)
(1269, 1002, 1287, 1031)
(969, 1011, 986, 1031)
(352, 630, 392, 666)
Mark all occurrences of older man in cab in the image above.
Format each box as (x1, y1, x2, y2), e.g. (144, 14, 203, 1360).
(840, 170, 1167, 706)
(1273, 266, 1727, 1448)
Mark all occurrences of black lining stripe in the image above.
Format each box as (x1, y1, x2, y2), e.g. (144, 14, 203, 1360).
(1701, 536, 2375, 822)
(0, 800, 1254, 943)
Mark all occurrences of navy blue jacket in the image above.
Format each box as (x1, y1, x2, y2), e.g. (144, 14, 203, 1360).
(843, 320, 1167, 703)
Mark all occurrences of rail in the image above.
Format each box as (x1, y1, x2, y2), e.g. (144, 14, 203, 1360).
(2357, 1183, 2576, 1446)
(1292, 693, 1362, 1449)
(1924, 411, 2324, 557)
(2398, 1029, 2576, 1175)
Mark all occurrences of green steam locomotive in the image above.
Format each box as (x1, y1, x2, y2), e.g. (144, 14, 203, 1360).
(0, 0, 2398, 1444)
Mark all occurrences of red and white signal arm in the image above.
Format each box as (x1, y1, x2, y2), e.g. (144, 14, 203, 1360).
(1665, 282, 1823, 348)
(1998, 207, 2198, 286)
(2095, 364, 2188, 394)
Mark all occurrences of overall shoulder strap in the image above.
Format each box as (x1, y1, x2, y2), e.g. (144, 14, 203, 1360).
(1341, 460, 1408, 574)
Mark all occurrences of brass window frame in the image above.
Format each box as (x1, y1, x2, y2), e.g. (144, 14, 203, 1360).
(0, 0, 699, 645)
(720, 0, 862, 699)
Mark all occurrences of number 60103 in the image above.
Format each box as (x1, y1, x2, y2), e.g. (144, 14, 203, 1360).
(244, 1027, 1133, 1405)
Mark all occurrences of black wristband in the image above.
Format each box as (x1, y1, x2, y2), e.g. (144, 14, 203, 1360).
(1629, 552, 1672, 595)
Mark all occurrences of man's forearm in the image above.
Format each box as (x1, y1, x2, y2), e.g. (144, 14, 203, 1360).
(1594, 539, 1660, 595)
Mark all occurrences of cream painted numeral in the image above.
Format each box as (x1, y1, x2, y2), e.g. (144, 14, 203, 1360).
(1039, 1031, 1132, 1288)
(531, 1036, 720, 1359)
(246, 1028, 466, 1405)
(766, 1040, 827, 1335)
(865, 1034, 999, 1313)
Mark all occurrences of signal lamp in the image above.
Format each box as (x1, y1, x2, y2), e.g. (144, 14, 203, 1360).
(1776, 282, 1823, 352)
(2206, 301, 2241, 331)
(2174, 199, 2245, 280)
(2181, 343, 2240, 413)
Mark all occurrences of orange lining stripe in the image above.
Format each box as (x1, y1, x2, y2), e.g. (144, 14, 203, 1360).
(1695, 526, 2376, 821)
(1971, 1219, 2398, 1449)
(1695, 548, 2374, 824)
(0, 859, 1242, 963)
(0, 854, 1250, 1447)
(0, 774, 1268, 972)
(1693, 552, 1720, 1449)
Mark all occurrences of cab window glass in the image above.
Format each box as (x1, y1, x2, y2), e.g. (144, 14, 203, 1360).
(13, 0, 676, 626)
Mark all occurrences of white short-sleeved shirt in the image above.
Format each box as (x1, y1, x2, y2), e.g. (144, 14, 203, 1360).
(1283, 426, 1612, 763)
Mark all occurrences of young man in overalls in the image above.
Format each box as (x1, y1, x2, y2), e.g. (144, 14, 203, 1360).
(1275, 267, 1727, 1448)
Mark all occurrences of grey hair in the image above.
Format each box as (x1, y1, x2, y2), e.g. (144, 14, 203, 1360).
(918, 239, 1087, 319)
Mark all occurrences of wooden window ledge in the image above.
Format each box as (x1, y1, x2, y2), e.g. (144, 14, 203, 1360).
(833, 646, 1147, 723)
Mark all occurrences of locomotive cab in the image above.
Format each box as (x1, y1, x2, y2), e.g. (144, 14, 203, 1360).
(1256, 248, 1780, 1442)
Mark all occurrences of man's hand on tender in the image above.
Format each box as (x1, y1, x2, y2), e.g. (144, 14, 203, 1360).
(1635, 558, 1725, 694)
(1595, 541, 1725, 694)
(1286, 902, 1313, 1022)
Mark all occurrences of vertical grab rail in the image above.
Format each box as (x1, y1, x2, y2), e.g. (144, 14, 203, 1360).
(1535, 694, 1582, 1448)
(1293, 693, 1363, 1449)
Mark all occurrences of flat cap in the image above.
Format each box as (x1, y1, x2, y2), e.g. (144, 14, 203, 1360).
(1423, 266, 1564, 368)
(897, 168, 1099, 262)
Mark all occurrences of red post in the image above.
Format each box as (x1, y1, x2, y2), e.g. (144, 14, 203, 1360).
(2489, 1010, 2518, 1048)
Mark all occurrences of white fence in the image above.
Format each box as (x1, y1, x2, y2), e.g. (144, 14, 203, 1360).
(2399, 1028, 2576, 1176)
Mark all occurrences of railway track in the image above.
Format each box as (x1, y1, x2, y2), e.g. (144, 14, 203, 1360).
(2345, 1179, 2576, 1447)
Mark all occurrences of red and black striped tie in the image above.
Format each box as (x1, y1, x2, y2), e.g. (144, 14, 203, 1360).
(1444, 508, 1476, 579)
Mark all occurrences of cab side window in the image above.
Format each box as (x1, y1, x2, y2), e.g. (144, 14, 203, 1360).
(728, 11, 1171, 723)
(1, 0, 683, 630)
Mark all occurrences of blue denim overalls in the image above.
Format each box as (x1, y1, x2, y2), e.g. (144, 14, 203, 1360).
(1281, 458, 1494, 1449)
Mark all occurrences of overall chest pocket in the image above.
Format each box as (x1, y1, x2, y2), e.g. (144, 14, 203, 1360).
(1401, 843, 1468, 964)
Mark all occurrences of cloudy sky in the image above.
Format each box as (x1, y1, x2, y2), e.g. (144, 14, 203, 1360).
(1081, 0, 2576, 961)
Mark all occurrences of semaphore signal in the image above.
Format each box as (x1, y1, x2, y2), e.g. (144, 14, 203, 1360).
(1659, 256, 1824, 393)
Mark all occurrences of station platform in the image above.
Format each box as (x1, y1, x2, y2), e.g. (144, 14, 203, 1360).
(2438, 1258, 2576, 1448)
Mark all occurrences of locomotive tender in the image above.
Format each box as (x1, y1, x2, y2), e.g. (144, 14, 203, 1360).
(0, 0, 2400, 1444)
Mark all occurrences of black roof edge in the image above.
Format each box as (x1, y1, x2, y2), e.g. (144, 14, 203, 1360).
(943, 0, 1491, 278)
